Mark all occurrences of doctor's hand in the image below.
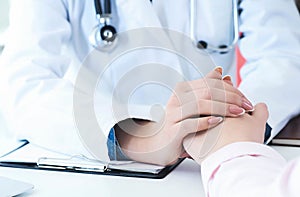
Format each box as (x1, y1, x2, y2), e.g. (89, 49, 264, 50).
(115, 68, 253, 166)
(183, 103, 269, 165)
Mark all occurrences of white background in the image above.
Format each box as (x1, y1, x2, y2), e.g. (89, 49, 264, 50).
(0, 0, 11, 139)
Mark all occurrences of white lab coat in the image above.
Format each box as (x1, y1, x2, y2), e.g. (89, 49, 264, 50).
(0, 0, 300, 159)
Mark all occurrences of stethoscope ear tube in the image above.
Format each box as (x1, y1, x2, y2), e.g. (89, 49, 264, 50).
(197, 40, 234, 54)
(191, 0, 239, 54)
(94, 0, 111, 15)
(91, 0, 239, 53)
(94, 0, 103, 15)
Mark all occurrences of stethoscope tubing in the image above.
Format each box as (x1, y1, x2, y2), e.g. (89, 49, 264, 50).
(92, 0, 239, 54)
(190, 0, 239, 53)
(94, 0, 112, 15)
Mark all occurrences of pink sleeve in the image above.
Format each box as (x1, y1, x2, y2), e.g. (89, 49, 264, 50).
(201, 142, 300, 197)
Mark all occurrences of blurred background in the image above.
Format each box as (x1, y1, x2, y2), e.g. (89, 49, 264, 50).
(0, 0, 10, 49)
(0, 0, 10, 138)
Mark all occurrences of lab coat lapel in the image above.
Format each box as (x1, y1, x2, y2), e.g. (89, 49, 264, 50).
(101, 0, 191, 118)
(112, 0, 188, 81)
(115, 0, 162, 31)
(152, 0, 190, 35)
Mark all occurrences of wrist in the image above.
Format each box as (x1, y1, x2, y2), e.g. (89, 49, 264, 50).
(114, 119, 160, 164)
(115, 119, 179, 166)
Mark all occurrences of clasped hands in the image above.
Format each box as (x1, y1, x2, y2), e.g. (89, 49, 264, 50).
(115, 67, 268, 166)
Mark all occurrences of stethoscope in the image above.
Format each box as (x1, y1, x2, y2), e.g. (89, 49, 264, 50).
(89, 0, 117, 51)
(89, 0, 239, 54)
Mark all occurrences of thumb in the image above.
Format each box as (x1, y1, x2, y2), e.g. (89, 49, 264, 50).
(252, 103, 269, 123)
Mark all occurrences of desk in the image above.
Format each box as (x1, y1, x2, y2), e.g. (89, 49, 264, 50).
(0, 145, 299, 197)
(0, 159, 203, 197)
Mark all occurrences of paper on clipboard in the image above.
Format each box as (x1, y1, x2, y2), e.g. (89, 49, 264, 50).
(0, 143, 70, 163)
(0, 139, 28, 158)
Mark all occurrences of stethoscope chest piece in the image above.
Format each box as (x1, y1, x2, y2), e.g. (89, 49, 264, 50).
(90, 0, 118, 51)
(100, 25, 116, 42)
(89, 19, 118, 51)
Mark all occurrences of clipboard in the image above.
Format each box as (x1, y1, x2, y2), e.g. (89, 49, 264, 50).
(0, 142, 183, 179)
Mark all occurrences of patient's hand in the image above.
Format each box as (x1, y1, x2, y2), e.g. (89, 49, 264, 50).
(183, 103, 269, 164)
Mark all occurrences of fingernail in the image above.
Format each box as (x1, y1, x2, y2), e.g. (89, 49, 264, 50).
(222, 75, 232, 81)
(229, 105, 245, 116)
(243, 97, 253, 106)
(223, 75, 234, 86)
(242, 98, 254, 111)
(214, 66, 223, 75)
(247, 108, 255, 112)
(246, 107, 255, 114)
(208, 117, 223, 125)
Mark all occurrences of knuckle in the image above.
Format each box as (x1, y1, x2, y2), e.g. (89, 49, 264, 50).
(199, 78, 209, 88)
(168, 94, 180, 107)
(175, 81, 187, 92)
(203, 88, 213, 100)
(197, 88, 213, 100)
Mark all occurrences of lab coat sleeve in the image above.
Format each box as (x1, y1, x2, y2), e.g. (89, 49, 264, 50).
(0, 0, 101, 158)
(201, 142, 300, 197)
(238, 0, 300, 137)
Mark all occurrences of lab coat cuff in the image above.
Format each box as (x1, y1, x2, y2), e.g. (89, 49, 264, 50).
(201, 142, 286, 194)
(97, 103, 158, 139)
(107, 127, 131, 161)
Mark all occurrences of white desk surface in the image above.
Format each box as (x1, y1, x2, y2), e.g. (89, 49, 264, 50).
(0, 145, 299, 197)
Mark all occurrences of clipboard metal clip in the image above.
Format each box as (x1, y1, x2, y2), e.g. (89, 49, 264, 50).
(37, 155, 108, 172)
